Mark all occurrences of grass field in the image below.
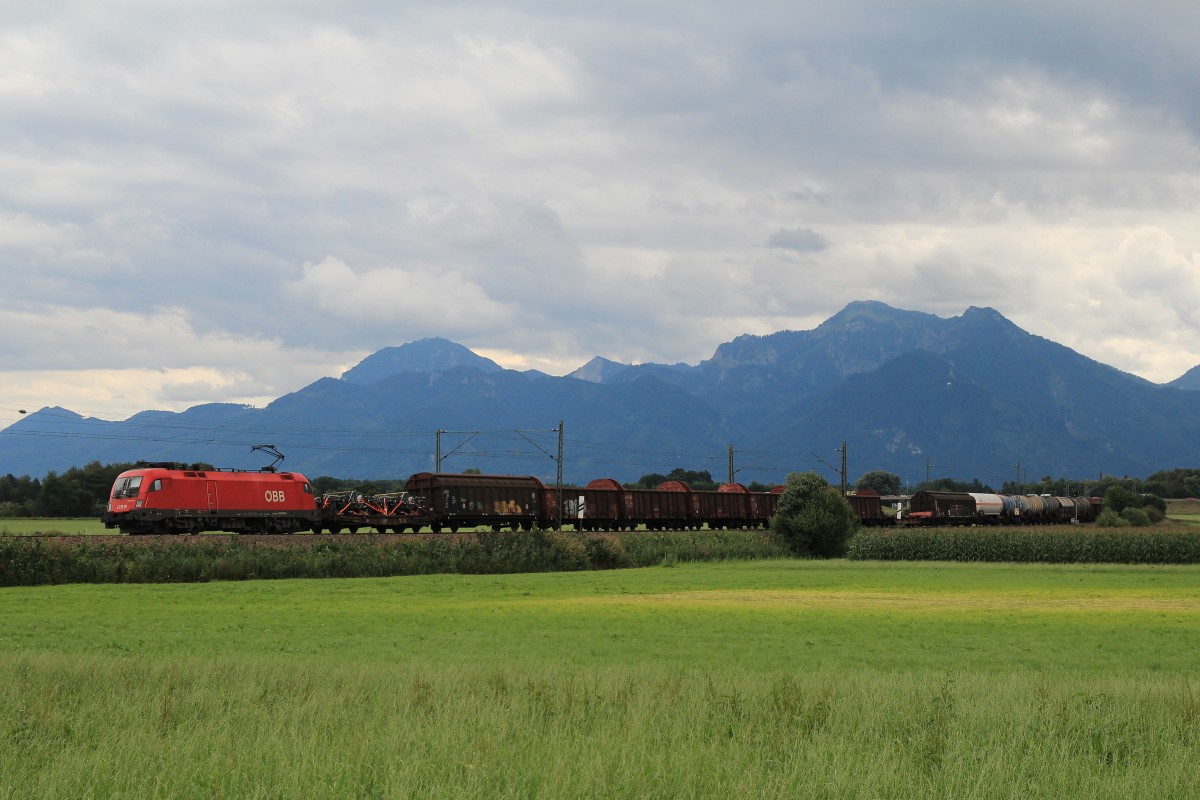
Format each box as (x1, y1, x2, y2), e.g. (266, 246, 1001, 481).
(3, 560, 1199, 798)
(0, 517, 109, 535)
(1166, 499, 1200, 524)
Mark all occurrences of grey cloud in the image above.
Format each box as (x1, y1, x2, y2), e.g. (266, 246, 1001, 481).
(767, 228, 828, 252)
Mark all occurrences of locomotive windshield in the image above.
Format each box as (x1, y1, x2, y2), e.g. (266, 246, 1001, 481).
(112, 475, 143, 499)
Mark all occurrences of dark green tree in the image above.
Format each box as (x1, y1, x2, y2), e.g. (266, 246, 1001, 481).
(626, 468, 717, 490)
(36, 471, 97, 516)
(770, 471, 859, 557)
(855, 470, 900, 495)
(917, 477, 994, 493)
(1104, 485, 1140, 514)
(1143, 468, 1200, 498)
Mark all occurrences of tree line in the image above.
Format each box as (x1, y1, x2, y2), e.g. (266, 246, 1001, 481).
(852, 469, 1200, 500)
(1, 462, 138, 518)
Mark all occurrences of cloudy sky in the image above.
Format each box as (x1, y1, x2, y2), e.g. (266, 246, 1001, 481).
(3, 0, 1199, 426)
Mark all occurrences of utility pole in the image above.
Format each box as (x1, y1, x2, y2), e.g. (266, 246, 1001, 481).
(556, 420, 564, 532)
(435, 429, 479, 472)
(836, 440, 847, 495)
(1013, 461, 1021, 494)
(728, 444, 735, 484)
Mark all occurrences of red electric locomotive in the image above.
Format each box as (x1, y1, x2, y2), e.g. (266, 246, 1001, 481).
(102, 462, 319, 535)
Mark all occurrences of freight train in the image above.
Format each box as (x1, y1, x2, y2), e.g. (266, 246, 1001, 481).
(101, 464, 780, 535)
(101, 462, 1101, 536)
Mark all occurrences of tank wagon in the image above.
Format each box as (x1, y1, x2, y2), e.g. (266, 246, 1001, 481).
(898, 491, 1099, 526)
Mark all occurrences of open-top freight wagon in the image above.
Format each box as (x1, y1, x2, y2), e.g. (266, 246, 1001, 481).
(555, 478, 777, 531)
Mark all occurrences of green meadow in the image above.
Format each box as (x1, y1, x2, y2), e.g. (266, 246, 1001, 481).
(0, 518, 108, 536)
(3, 560, 1199, 798)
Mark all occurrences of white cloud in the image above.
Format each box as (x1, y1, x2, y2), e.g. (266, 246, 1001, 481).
(287, 256, 518, 333)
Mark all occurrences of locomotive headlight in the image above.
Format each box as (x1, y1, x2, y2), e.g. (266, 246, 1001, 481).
(136, 500, 144, 508)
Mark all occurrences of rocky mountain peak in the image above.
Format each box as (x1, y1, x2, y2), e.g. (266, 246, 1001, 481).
(568, 356, 631, 384)
(341, 337, 503, 385)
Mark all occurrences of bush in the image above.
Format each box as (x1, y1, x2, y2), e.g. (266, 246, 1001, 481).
(1096, 509, 1130, 528)
(472, 527, 589, 573)
(771, 472, 860, 557)
(1104, 486, 1139, 514)
(614, 530, 787, 566)
(1119, 507, 1152, 527)
(582, 535, 630, 569)
(1140, 494, 1167, 513)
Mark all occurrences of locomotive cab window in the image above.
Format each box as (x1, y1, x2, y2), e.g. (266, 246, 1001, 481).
(112, 476, 143, 499)
(303, 483, 313, 494)
(149, 479, 163, 492)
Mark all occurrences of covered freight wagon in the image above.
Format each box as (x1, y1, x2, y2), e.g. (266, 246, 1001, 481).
(404, 472, 546, 532)
(903, 491, 977, 524)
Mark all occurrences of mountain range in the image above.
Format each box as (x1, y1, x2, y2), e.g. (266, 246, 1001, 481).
(3, 301, 1199, 487)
